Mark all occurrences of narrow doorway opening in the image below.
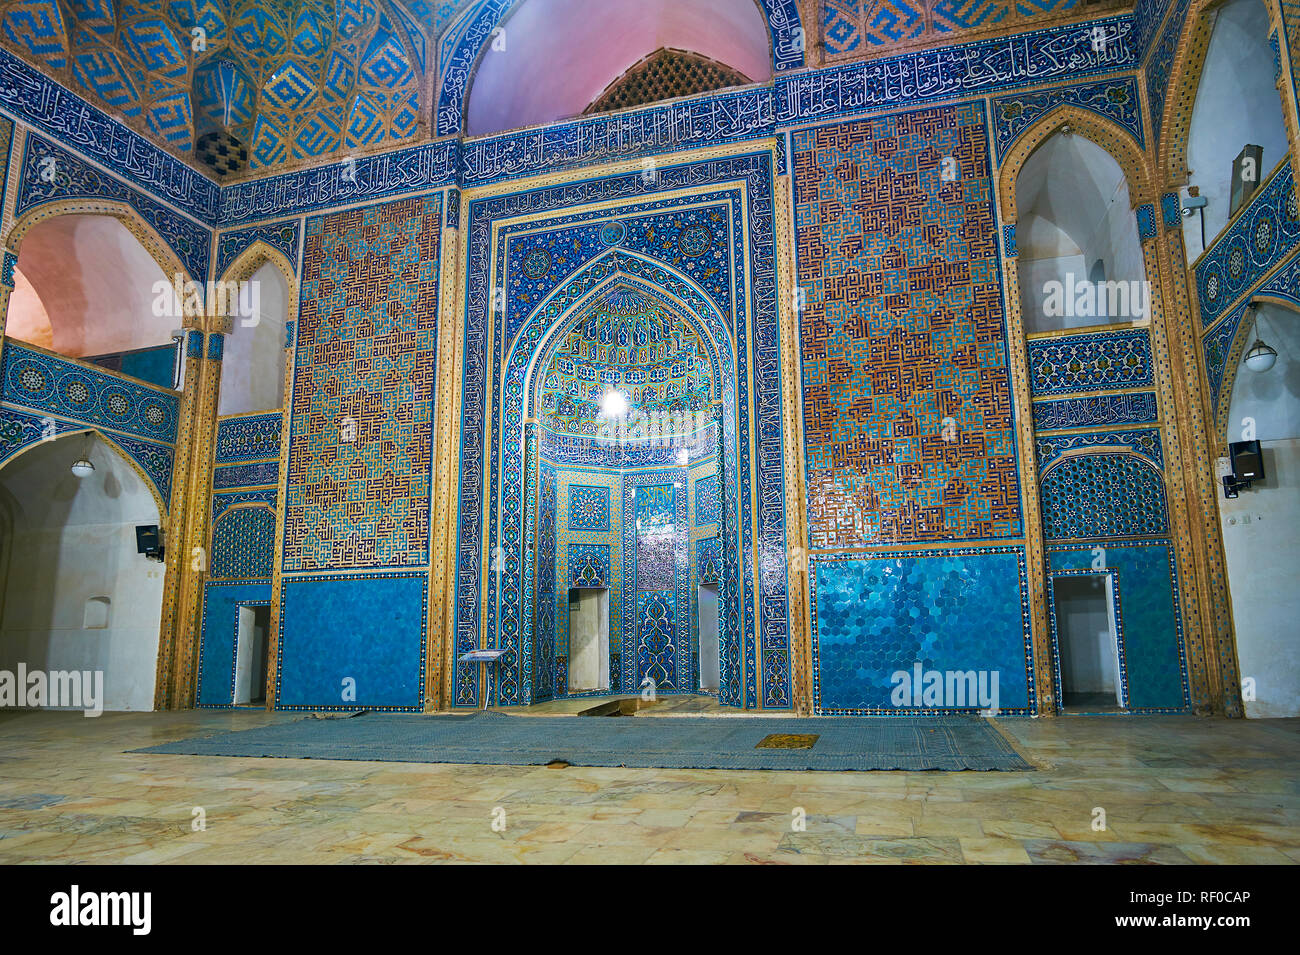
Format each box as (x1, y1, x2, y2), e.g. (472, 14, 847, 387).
(567, 587, 609, 693)
(1054, 575, 1124, 711)
(698, 583, 720, 693)
(234, 605, 271, 705)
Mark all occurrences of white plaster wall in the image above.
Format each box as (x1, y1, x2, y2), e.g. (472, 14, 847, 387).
(1219, 439, 1300, 717)
(1219, 306, 1300, 716)
(1182, 0, 1291, 259)
(218, 262, 288, 416)
(1225, 302, 1300, 441)
(0, 434, 164, 711)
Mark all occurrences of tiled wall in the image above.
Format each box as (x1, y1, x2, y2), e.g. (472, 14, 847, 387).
(275, 193, 443, 711)
(793, 102, 1033, 713)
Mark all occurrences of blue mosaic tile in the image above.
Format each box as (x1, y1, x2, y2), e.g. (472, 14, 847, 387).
(1048, 541, 1187, 710)
(196, 579, 271, 707)
(277, 573, 428, 711)
(1041, 453, 1168, 540)
(811, 548, 1033, 714)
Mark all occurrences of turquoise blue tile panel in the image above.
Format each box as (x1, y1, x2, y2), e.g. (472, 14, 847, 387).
(811, 548, 1033, 714)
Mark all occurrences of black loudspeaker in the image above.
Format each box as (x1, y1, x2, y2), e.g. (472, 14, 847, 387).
(136, 525, 164, 561)
(1230, 440, 1265, 482)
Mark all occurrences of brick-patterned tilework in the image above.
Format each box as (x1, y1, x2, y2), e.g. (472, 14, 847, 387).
(284, 195, 441, 571)
(793, 103, 1021, 548)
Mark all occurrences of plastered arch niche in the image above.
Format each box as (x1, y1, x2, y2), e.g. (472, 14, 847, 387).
(1015, 130, 1146, 333)
(1219, 302, 1300, 717)
(0, 432, 164, 711)
(219, 261, 289, 416)
(465, 0, 773, 136)
(1181, 0, 1291, 259)
(5, 214, 175, 358)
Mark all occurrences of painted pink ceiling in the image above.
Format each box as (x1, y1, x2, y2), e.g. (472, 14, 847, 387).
(466, 0, 773, 137)
(11, 215, 173, 359)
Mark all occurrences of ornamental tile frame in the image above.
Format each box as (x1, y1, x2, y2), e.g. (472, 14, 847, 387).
(994, 102, 1235, 715)
(201, 237, 300, 712)
(444, 141, 795, 712)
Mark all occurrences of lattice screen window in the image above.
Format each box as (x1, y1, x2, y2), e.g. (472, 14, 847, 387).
(585, 48, 753, 115)
(195, 129, 249, 178)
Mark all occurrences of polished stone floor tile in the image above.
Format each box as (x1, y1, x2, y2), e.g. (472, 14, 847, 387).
(0, 710, 1295, 864)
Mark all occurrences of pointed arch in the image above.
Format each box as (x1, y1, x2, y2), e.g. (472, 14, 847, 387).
(997, 105, 1154, 224)
(1212, 292, 1300, 445)
(3, 199, 201, 324)
(441, 0, 802, 136)
(1154, 0, 1221, 187)
(521, 266, 732, 421)
(1157, 0, 1298, 188)
(215, 239, 299, 334)
(0, 426, 169, 522)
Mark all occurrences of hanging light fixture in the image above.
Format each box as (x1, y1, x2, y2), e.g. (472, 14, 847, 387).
(70, 433, 95, 478)
(1243, 304, 1279, 373)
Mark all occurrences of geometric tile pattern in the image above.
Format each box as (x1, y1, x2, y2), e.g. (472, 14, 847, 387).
(2, 341, 179, 444)
(18, 134, 211, 285)
(1196, 160, 1300, 329)
(1047, 541, 1188, 710)
(1203, 247, 1300, 423)
(567, 542, 609, 587)
(284, 194, 441, 571)
(214, 219, 301, 277)
(991, 76, 1142, 162)
(0, 0, 422, 171)
(822, 0, 1115, 58)
(197, 579, 273, 707)
(1040, 453, 1168, 540)
(810, 547, 1034, 715)
(635, 483, 676, 592)
(694, 472, 720, 526)
(456, 152, 777, 712)
(212, 487, 278, 523)
(536, 284, 713, 438)
(622, 469, 692, 696)
(567, 484, 610, 532)
(1027, 329, 1153, 396)
(793, 103, 1021, 548)
(215, 412, 282, 462)
(696, 536, 721, 584)
(534, 461, 556, 702)
(210, 505, 277, 579)
(1035, 427, 1162, 470)
(505, 207, 733, 343)
(0, 405, 174, 503)
(1144, 0, 1192, 147)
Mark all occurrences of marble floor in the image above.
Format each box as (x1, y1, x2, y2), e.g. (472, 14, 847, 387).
(0, 709, 1297, 864)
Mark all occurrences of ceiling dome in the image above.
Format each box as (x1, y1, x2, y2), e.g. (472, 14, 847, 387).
(538, 283, 712, 438)
(0, 0, 441, 173)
